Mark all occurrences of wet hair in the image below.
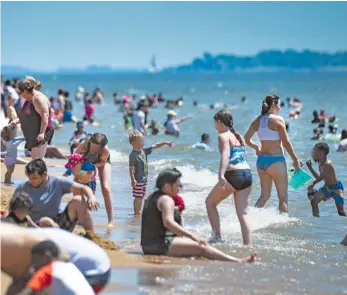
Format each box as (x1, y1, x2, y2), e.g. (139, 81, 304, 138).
(261, 95, 280, 115)
(9, 190, 33, 212)
(201, 133, 210, 142)
(213, 109, 244, 146)
(129, 130, 143, 144)
(76, 121, 84, 128)
(341, 129, 347, 140)
(313, 110, 319, 117)
(32, 240, 60, 258)
(314, 142, 329, 156)
(1, 126, 14, 141)
(25, 159, 47, 176)
(156, 168, 182, 190)
(18, 76, 37, 93)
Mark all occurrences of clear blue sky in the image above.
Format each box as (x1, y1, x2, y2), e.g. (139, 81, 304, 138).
(2, 1, 347, 70)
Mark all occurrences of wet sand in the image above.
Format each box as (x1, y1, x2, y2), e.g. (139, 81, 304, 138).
(0, 160, 186, 294)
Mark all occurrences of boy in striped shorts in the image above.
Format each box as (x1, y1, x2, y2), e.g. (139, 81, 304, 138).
(129, 130, 172, 215)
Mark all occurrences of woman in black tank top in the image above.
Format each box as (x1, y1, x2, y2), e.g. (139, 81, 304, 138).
(141, 169, 256, 263)
(8, 77, 54, 159)
(75, 133, 113, 228)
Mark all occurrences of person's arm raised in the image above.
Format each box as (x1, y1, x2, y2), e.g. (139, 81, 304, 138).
(244, 118, 261, 155)
(151, 141, 173, 150)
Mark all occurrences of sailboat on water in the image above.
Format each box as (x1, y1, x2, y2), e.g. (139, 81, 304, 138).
(148, 55, 159, 73)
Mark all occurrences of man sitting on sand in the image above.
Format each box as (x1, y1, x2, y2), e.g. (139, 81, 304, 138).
(4, 158, 99, 232)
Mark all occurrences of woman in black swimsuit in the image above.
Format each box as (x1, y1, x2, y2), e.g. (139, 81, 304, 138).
(141, 168, 256, 263)
(76, 133, 113, 227)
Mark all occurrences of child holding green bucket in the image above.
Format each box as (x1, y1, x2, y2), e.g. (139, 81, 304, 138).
(306, 142, 346, 217)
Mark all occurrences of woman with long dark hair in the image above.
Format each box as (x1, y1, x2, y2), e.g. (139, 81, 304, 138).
(205, 109, 252, 245)
(244, 95, 301, 212)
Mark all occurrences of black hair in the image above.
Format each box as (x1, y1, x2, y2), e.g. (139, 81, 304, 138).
(25, 159, 47, 176)
(156, 168, 182, 190)
(32, 240, 60, 258)
(261, 94, 280, 115)
(214, 109, 244, 146)
(201, 133, 209, 142)
(341, 129, 347, 140)
(314, 142, 329, 155)
(1, 126, 13, 141)
(58, 89, 64, 95)
(87, 99, 92, 104)
(76, 121, 84, 127)
(5, 80, 12, 86)
(64, 91, 69, 98)
(9, 191, 33, 212)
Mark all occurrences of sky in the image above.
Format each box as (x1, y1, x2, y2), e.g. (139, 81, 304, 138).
(2, 1, 347, 70)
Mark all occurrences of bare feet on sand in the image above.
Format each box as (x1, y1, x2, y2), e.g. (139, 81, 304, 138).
(240, 253, 257, 263)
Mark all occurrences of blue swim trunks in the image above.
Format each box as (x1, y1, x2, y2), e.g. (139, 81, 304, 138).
(319, 180, 344, 205)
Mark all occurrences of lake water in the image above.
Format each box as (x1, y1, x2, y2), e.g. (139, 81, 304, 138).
(12, 72, 347, 294)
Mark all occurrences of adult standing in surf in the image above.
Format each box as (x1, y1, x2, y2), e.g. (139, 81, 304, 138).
(8, 77, 54, 159)
(205, 109, 252, 245)
(244, 95, 301, 213)
(76, 133, 114, 227)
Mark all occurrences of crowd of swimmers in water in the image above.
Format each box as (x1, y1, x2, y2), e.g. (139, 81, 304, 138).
(1, 76, 347, 294)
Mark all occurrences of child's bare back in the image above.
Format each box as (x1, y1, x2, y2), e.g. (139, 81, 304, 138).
(318, 160, 339, 186)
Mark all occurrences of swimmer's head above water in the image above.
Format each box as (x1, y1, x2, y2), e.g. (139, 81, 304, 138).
(213, 109, 244, 146)
(201, 133, 210, 144)
(261, 94, 281, 115)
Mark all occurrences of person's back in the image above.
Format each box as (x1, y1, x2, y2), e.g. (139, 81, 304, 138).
(133, 110, 145, 132)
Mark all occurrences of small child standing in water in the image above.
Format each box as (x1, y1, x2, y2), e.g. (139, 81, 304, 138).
(1, 127, 25, 184)
(306, 142, 346, 217)
(128, 130, 172, 215)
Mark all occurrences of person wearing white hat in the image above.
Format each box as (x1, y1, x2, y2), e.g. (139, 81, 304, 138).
(164, 110, 193, 137)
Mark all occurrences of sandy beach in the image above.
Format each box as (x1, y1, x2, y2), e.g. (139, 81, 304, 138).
(0, 159, 186, 294)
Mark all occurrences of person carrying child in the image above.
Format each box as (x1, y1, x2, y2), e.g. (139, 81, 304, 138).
(2, 190, 37, 227)
(306, 142, 346, 217)
(64, 153, 97, 193)
(69, 121, 88, 154)
(1, 126, 25, 184)
(128, 130, 172, 215)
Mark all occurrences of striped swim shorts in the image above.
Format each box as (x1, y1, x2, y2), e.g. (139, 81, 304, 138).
(133, 183, 147, 198)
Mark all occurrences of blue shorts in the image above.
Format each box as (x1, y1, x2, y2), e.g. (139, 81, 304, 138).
(319, 180, 344, 205)
(256, 155, 286, 171)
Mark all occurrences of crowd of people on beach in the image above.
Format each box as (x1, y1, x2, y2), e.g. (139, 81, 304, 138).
(1, 75, 346, 294)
